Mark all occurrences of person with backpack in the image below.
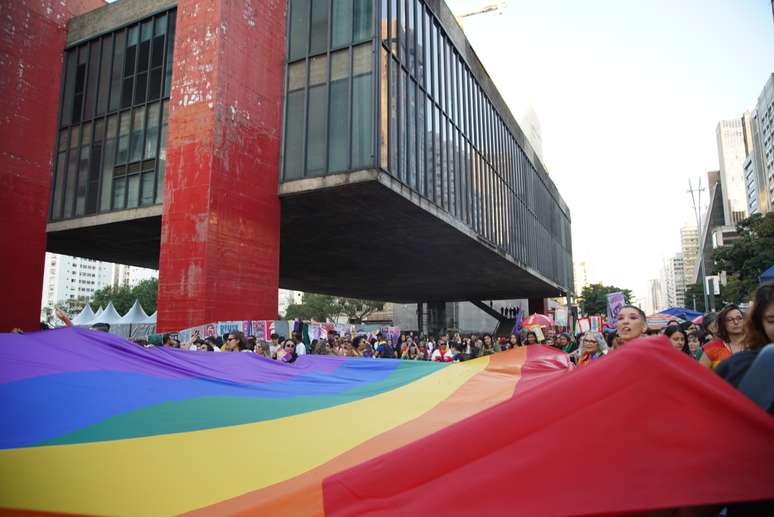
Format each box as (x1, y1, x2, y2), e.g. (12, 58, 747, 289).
(375, 333, 395, 359)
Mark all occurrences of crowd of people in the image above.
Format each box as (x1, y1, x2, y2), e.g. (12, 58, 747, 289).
(127, 281, 773, 384)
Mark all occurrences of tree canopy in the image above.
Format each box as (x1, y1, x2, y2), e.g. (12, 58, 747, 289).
(578, 283, 633, 316)
(284, 293, 385, 323)
(713, 212, 774, 304)
(89, 278, 158, 315)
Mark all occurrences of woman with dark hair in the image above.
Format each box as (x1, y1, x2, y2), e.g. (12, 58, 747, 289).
(508, 333, 521, 349)
(715, 282, 774, 389)
(664, 326, 689, 354)
(278, 339, 298, 363)
(556, 332, 576, 354)
(524, 331, 538, 345)
(701, 312, 718, 343)
(223, 331, 248, 352)
(700, 304, 746, 369)
(615, 305, 649, 345)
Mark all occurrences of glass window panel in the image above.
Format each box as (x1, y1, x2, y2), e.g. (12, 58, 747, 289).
(83, 41, 100, 120)
(128, 25, 139, 46)
(379, 48, 388, 170)
(398, 0, 406, 60)
(61, 51, 77, 126)
(163, 14, 176, 97)
(407, 79, 416, 188)
(124, 41, 136, 77)
(151, 35, 165, 68)
(306, 85, 328, 174)
(440, 113, 447, 208)
(425, 95, 433, 197)
(447, 119, 455, 215)
(431, 23, 438, 100)
(331, 0, 352, 48)
(53, 151, 67, 219)
(155, 14, 168, 36)
(352, 72, 372, 168)
(116, 111, 131, 164)
(109, 31, 125, 112)
(353, 0, 373, 42)
(127, 174, 140, 208)
(389, 58, 397, 175)
(96, 37, 113, 115)
(352, 42, 372, 74)
(399, 67, 406, 181)
(415, 0, 423, 86)
(380, 0, 388, 44)
(64, 126, 80, 218)
(76, 143, 90, 216)
(289, 0, 310, 61)
(288, 61, 306, 91)
(309, 54, 327, 85)
(137, 39, 150, 73)
(417, 89, 424, 196)
(86, 119, 104, 214)
(80, 121, 92, 146)
(328, 78, 349, 172)
(141, 20, 153, 42)
(389, 0, 397, 54)
(141, 172, 155, 205)
(284, 90, 305, 180)
(130, 108, 146, 162)
(134, 72, 147, 104)
(144, 102, 160, 159)
(309, 0, 328, 55)
(121, 74, 134, 109)
(433, 105, 441, 205)
(156, 100, 169, 204)
(407, 0, 414, 73)
(113, 176, 126, 209)
(423, 9, 430, 88)
(148, 68, 162, 100)
(330, 49, 349, 171)
(330, 49, 349, 81)
(101, 115, 118, 210)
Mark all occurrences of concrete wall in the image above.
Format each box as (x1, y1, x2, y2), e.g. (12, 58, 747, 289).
(67, 0, 177, 45)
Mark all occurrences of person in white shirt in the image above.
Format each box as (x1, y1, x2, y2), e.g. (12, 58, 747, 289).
(431, 339, 454, 362)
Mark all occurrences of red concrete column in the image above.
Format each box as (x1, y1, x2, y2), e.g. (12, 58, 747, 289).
(0, 0, 105, 332)
(157, 0, 285, 331)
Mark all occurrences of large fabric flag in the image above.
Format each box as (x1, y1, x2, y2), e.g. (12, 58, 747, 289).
(1, 329, 772, 516)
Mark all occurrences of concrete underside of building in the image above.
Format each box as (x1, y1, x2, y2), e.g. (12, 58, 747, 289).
(48, 170, 562, 303)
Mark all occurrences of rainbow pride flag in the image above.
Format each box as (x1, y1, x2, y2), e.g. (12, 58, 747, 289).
(1, 329, 772, 516)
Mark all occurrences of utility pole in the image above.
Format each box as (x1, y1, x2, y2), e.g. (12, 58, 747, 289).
(688, 178, 709, 312)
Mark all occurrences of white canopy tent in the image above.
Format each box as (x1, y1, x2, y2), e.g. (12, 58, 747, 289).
(70, 305, 95, 326)
(93, 306, 105, 320)
(91, 302, 123, 325)
(145, 311, 157, 324)
(111, 301, 156, 339)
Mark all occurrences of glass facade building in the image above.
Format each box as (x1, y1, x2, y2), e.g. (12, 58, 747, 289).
(282, 0, 572, 289)
(50, 8, 176, 221)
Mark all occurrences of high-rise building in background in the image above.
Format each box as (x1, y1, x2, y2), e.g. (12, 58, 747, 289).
(660, 254, 686, 309)
(40, 253, 116, 314)
(680, 225, 699, 287)
(744, 74, 774, 215)
(716, 115, 753, 225)
(647, 279, 666, 314)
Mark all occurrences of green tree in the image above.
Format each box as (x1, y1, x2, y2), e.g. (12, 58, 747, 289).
(284, 293, 338, 322)
(683, 282, 707, 313)
(335, 298, 385, 323)
(578, 283, 633, 316)
(713, 212, 774, 304)
(132, 278, 158, 314)
(89, 278, 158, 315)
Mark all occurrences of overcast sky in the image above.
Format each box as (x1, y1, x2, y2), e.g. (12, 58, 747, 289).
(447, 0, 774, 303)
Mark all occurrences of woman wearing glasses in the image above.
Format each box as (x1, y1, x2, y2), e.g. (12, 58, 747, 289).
(277, 339, 299, 363)
(700, 304, 746, 369)
(577, 331, 608, 366)
(223, 331, 248, 352)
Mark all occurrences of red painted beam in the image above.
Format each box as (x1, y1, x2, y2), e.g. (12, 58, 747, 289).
(157, 0, 285, 331)
(0, 0, 105, 332)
